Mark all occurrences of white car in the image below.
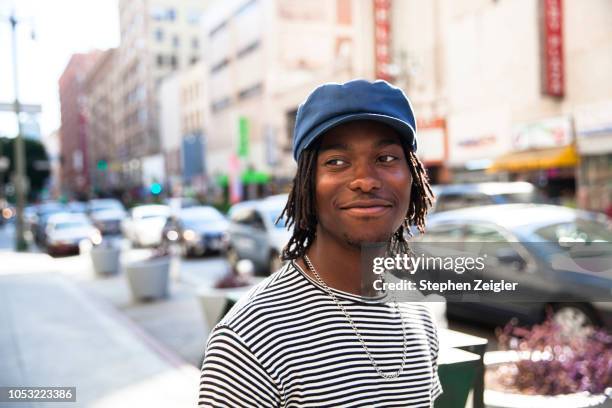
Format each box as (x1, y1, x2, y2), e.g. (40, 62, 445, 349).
(88, 199, 127, 235)
(122, 204, 171, 247)
(45, 212, 101, 256)
(227, 194, 292, 275)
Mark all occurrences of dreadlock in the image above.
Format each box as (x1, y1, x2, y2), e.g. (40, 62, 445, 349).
(277, 139, 435, 261)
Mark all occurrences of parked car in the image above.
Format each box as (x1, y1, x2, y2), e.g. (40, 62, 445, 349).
(419, 203, 612, 330)
(122, 204, 170, 247)
(67, 201, 88, 214)
(165, 197, 199, 210)
(430, 182, 545, 214)
(45, 212, 102, 256)
(161, 206, 229, 257)
(227, 194, 291, 275)
(88, 199, 127, 235)
(33, 201, 68, 246)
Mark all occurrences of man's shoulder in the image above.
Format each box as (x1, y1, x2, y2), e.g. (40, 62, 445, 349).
(215, 261, 308, 333)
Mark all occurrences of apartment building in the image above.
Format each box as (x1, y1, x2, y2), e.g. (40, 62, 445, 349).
(83, 48, 120, 195)
(159, 60, 208, 196)
(58, 51, 101, 198)
(116, 0, 211, 186)
(202, 0, 376, 193)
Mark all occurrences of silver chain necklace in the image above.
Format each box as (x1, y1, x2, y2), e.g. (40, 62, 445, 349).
(303, 255, 409, 380)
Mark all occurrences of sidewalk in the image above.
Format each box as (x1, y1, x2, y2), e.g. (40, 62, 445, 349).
(0, 269, 200, 408)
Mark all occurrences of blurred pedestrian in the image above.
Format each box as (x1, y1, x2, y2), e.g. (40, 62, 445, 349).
(199, 80, 442, 407)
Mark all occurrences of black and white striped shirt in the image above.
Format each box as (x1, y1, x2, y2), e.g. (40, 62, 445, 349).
(199, 261, 443, 407)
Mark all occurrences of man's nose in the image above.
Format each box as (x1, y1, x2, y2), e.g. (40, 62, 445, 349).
(348, 161, 382, 192)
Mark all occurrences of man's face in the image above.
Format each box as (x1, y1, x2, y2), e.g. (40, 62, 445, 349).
(314, 120, 413, 247)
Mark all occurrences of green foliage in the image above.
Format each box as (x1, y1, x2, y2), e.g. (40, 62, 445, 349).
(0, 137, 51, 201)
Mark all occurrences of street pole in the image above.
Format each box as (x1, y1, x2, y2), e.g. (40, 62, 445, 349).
(10, 12, 28, 251)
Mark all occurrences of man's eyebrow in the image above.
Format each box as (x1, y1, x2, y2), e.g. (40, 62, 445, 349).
(319, 142, 349, 153)
(318, 137, 402, 153)
(375, 138, 402, 148)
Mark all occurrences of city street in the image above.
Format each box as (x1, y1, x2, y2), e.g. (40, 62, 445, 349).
(0, 223, 232, 407)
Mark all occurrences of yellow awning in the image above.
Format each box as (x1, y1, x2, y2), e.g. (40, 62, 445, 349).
(488, 145, 579, 173)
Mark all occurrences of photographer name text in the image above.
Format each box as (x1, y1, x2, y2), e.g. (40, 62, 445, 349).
(373, 279, 518, 293)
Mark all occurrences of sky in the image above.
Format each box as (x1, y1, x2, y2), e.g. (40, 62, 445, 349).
(0, 0, 120, 139)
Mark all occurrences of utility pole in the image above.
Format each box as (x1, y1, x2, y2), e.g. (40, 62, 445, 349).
(9, 11, 28, 251)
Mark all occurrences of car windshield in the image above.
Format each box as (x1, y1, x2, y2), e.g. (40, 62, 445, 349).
(267, 210, 286, 229)
(54, 221, 90, 230)
(534, 219, 612, 246)
(181, 207, 225, 224)
(91, 201, 123, 212)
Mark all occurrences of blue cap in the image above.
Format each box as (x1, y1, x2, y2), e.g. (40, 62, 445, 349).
(292, 79, 417, 161)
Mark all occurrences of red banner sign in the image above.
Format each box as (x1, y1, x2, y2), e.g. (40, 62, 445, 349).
(373, 0, 391, 80)
(541, 0, 564, 97)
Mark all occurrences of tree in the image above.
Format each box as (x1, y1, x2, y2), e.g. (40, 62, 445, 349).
(0, 137, 50, 201)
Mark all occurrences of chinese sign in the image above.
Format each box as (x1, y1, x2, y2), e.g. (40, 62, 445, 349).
(541, 0, 564, 97)
(373, 0, 391, 81)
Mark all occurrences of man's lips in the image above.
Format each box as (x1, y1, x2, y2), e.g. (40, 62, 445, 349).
(339, 199, 393, 216)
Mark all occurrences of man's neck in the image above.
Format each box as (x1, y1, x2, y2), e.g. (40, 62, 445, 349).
(297, 232, 383, 296)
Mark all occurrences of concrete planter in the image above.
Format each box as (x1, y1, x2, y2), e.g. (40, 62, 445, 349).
(124, 257, 171, 301)
(484, 351, 611, 408)
(90, 246, 121, 276)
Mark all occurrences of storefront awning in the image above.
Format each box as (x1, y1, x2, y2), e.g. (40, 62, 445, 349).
(488, 145, 579, 173)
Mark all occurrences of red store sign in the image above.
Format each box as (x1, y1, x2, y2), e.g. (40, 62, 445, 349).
(373, 0, 391, 81)
(541, 0, 564, 97)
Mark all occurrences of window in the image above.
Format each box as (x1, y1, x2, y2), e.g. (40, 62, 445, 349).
(192, 37, 199, 49)
(237, 40, 260, 58)
(418, 223, 464, 242)
(156, 54, 163, 67)
(210, 58, 229, 74)
(154, 28, 164, 42)
(238, 83, 263, 100)
(167, 8, 176, 21)
(235, 0, 257, 17)
(173, 35, 180, 47)
(190, 56, 199, 65)
(464, 224, 509, 243)
(170, 55, 178, 69)
(187, 9, 201, 25)
(211, 97, 231, 112)
(209, 21, 227, 38)
(435, 193, 492, 213)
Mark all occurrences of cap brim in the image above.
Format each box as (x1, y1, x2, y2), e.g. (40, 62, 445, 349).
(295, 113, 417, 161)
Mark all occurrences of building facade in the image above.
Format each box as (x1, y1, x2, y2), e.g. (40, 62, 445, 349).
(83, 48, 120, 196)
(58, 51, 101, 199)
(116, 0, 211, 188)
(159, 60, 208, 197)
(202, 0, 376, 199)
(389, 0, 612, 207)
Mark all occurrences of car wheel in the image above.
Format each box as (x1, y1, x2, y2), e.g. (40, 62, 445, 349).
(267, 250, 283, 275)
(551, 303, 600, 335)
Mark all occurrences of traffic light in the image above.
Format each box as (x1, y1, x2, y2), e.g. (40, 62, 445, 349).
(150, 182, 163, 195)
(97, 159, 108, 171)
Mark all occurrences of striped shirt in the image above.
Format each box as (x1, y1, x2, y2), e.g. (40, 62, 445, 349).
(199, 261, 443, 407)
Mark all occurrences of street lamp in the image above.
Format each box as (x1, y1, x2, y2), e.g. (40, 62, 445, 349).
(2, 10, 34, 251)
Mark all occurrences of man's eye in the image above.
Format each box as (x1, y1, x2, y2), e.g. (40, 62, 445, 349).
(378, 155, 398, 163)
(326, 158, 347, 166)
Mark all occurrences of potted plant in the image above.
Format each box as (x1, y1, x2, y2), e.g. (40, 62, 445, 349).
(197, 260, 255, 329)
(124, 246, 172, 301)
(485, 313, 612, 408)
(90, 237, 121, 276)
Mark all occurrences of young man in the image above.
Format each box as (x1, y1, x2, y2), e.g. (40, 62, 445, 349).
(199, 79, 442, 407)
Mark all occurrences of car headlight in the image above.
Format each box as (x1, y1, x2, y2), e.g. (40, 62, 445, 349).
(90, 230, 103, 245)
(183, 229, 197, 241)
